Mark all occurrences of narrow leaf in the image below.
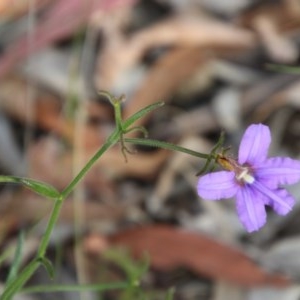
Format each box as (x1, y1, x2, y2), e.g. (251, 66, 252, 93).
(21, 282, 129, 294)
(124, 138, 209, 159)
(266, 64, 300, 74)
(38, 257, 55, 279)
(0, 176, 60, 199)
(165, 287, 175, 300)
(196, 130, 225, 176)
(6, 231, 24, 285)
(123, 102, 164, 130)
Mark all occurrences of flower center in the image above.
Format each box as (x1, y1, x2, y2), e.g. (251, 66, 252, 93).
(236, 168, 255, 184)
(217, 154, 255, 184)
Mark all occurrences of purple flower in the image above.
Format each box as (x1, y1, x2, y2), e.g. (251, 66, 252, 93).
(197, 124, 300, 233)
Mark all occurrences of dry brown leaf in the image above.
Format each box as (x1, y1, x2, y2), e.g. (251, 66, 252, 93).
(123, 47, 208, 122)
(0, 215, 18, 246)
(95, 16, 254, 90)
(27, 134, 169, 192)
(240, 73, 300, 122)
(131, 16, 254, 48)
(108, 225, 290, 287)
(0, 188, 126, 226)
(238, 0, 300, 32)
(237, 0, 300, 62)
(96, 147, 169, 180)
(252, 15, 298, 63)
(0, 0, 53, 19)
(0, 0, 136, 78)
(0, 76, 117, 150)
(0, 77, 75, 139)
(246, 80, 300, 122)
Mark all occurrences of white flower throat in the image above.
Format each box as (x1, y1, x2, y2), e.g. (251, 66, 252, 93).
(236, 168, 255, 184)
(217, 154, 255, 184)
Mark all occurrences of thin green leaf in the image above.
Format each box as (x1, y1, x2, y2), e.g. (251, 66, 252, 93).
(265, 64, 300, 74)
(21, 282, 129, 294)
(0, 247, 14, 268)
(103, 248, 147, 286)
(6, 231, 24, 285)
(196, 130, 225, 176)
(124, 126, 148, 138)
(122, 102, 164, 130)
(1, 259, 40, 299)
(98, 90, 125, 105)
(165, 287, 175, 300)
(196, 156, 213, 176)
(124, 138, 210, 159)
(0, 176, 60, 199)
(38, 257, 55, 279)
(210, 130, 225, 155)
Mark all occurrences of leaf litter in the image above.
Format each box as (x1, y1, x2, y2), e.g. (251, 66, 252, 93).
(0, 0, 300, 299)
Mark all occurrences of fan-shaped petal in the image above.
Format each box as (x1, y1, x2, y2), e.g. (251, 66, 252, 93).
(236, 185, 267, 232)
(256, 157, 300, 188)
(197, 171, 238, 200)
(238, 124, 271, 165)
(253, 181, 294, 215)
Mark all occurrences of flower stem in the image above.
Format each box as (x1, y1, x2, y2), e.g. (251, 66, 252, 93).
(37, 199, 64, 257)
(61, 128, 119, 199)
(124, 138, 211, 159)
(1, 260, 40, 300)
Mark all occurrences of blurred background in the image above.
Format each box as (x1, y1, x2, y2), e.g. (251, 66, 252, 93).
(0, 0, 300, 299)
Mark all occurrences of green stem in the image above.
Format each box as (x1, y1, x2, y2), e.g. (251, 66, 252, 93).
(0, 128, 122, 300)
(40, 127, 121, 257)
(37, 199, 64, 257)
(1, 260, 40, 300)
(0, 200, 63, 300)
(124, 138, 211, 159)
(114, 102, 123, 131)
(61, 128, 119, 199)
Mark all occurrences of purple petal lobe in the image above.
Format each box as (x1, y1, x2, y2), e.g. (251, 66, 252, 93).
(238, 124, 271, 165)
(236, 185, 266, 232)
(197, 171, 238, 200)
(256, 157, 300, 188)
(264, 188, 295, 215)
(253, 181, 294, 215)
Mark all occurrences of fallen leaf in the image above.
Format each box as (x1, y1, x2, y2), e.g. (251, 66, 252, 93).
(0, 0, 137, 78)
(108, 225, 290, 287)
(95, 15, 254, 91)
(0, 0, 52, 19)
